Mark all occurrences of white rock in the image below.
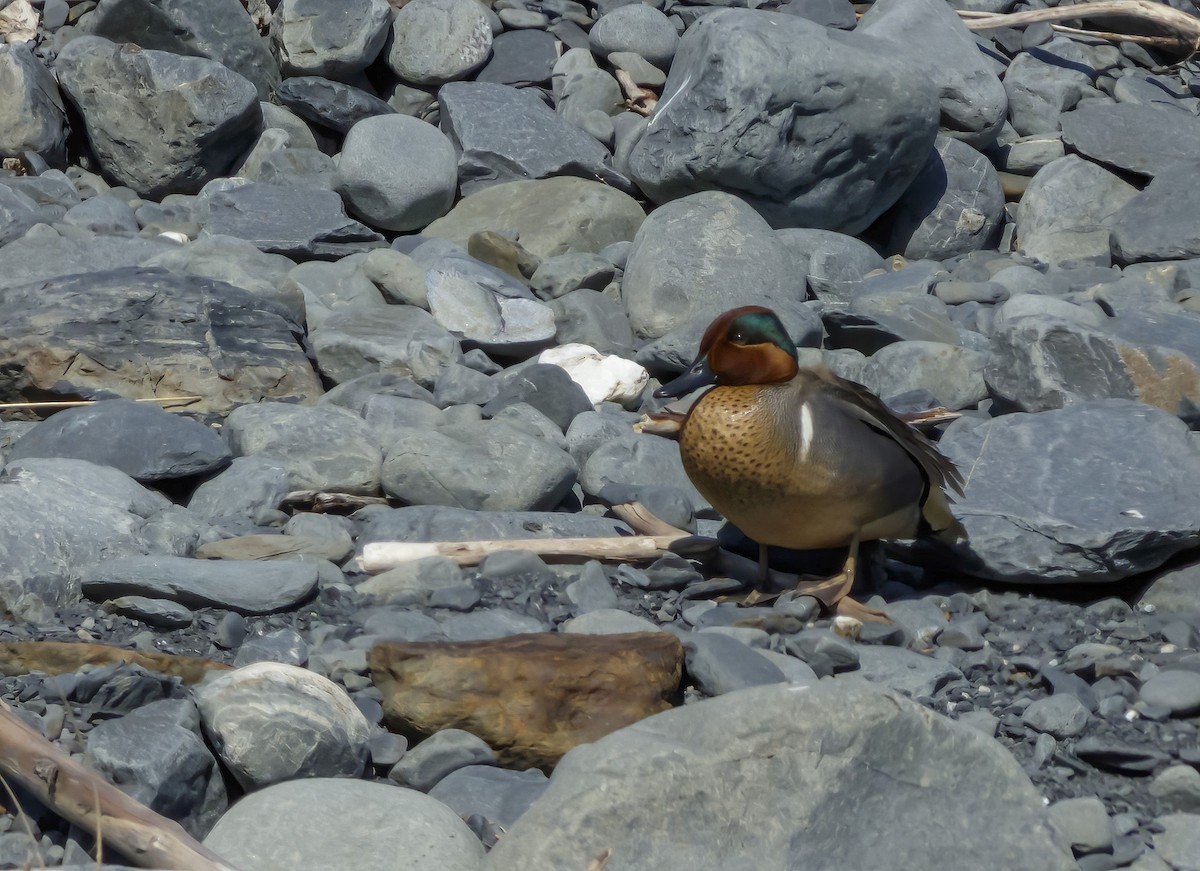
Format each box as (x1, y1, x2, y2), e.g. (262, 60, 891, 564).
(538, 343, 649, 407)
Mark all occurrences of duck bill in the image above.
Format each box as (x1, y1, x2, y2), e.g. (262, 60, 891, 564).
(654, 355, 717, 398)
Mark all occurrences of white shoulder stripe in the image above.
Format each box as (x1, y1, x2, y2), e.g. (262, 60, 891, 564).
(797, 402, 814, 462)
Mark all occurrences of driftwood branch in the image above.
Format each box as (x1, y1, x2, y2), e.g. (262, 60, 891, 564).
(0, 701, 239, 871)
(0, 396, 202, 412)
(958, 0, 1200, 57)
(0, 641, 230, 685)
(358, 502, 715, 573)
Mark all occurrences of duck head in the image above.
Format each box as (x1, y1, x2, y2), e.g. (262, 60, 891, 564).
(654, 306, 799, 398)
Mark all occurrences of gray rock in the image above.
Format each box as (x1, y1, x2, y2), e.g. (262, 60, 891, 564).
(234, 628, 309, 667)
(1139, 670, 1200, 717)
(56, 37, 261, 199)
(0, 185, 46, 248)
(777, 228, 886, 302)
(6, 399, 229, 482)
(311, 305, 462, 388)
(777, 0, 856, 27)
(993, 132, 1066, 176)
(286, 255, 386, 326)
(859, 0, 1006, 148)
(440, 608, 548, 641)
(223, 402, 382, 495)
(427, 272, 557, 357)
(336, 114, 458, 232)
(196, 182, 384, 259)
(429, 765, 549, 830)
(938, 400, 1200, 583)
(0, 43, 66, 166)
(562, 608, 662, 635)
(626, 9, 938, 232)
(83, 0, 280, 99)
(476, 29, 559, 85)
(1022, 694, 1091, 739)
(389, 729, 497, 792)
(861, 341, 987, 410)
(243, 141, 339, 190)
(680, 631, 786, 696)
(85, 700, 225, 837)
(845, 282, 960, 348)
(855, 646, 963, 698)
(1111, 161, 1200, 264)
(622, 191, 802, 339)
(188, 457, 291, 525)
(484, 363, 593, 430)
(106, 595, 195, 629)
(0, 459, 196, 619)
(0, 233, 174, 290)
(439, 82, 626, 196)
(1016, 155, 1138, 268)
(550, 289, 636, 356)
(62, 193, 140, 233)
(81, 555, 319, 614)
(565, 561, 620, 614)
(1061, 101, 1200, 178)
(1003, 50, 1094, 136)
(1154, 814, 1200, 871)
(581, 432, 707, 513)
(194, 662, 369, 789)
(356, 556, 466, 602)
(276, 76, 396, 135)
(588, 4, 678, 71)
(355, 504, 629, 547)
(1047, 796, 1112, 855)
(486, 680, 1076, 871)
(424, 177, 645, 259)
(272, 0, 392, 80)
(877, 135, 1004, 260)
(387, 0, 492, 85)
(381, 420, 578, 511)
(203, 778, 484, 871)
(985, 317, 1136, 413)
(1150, 766, 1200, 814)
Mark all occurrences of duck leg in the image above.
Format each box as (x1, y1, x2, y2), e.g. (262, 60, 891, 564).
(796, 532, 890, 624)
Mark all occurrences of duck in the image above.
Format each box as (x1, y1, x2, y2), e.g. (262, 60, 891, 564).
(654, 305, 965, 621)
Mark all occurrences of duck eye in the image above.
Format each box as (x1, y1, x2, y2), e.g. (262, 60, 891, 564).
(730, 331, 747, 344)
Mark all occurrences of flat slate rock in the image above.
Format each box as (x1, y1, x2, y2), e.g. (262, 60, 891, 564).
(0, 234, 176, 291)
(1060, 101, 1200, 178)
(81, 555, 320, 614)
(937, 400, 1200, 584)
(197, 183, 385, 259)
(438, 81, 629, 196)
(6, 399, 230, 482)
(0, 267, 321, 420)
(486, 679, 1075, 871)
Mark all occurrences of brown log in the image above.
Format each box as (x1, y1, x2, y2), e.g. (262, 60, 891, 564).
(0, 642, 230, 685)
(0, 701, 239, 870)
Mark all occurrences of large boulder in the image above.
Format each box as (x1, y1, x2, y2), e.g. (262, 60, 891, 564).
(625, 9, 938, 232)
(937, 400, 1200, 584)
(0, 43, 66, 166)
(56, 36, 261, 199)
(0, 268, 321, 420)
(485, 680, 1076, 871)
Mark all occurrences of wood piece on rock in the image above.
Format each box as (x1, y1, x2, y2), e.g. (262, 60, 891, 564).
(0, 641, 231, 685)
(368, 631, 683, 770)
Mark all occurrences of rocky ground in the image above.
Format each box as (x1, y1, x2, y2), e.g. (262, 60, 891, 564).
(2, 0, 1200, 868)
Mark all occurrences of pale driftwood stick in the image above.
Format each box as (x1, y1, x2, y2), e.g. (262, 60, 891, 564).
(610, 501, 693, 538)
(360, 534, 692, 573)
(958, 0, 1200, 56)
(0, 702, 239, 871)
(0, 396, 202, 411)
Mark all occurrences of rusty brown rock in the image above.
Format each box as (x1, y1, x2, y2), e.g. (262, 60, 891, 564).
(368, 631, 682, 770)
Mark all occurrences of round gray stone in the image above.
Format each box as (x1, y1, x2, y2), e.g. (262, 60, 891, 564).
(1140, 670, 1200, 717)
(272, 0, 392, 80)
(336, 114, 458, 231)
(588, 4, 679, 71)
(386, 0, 492, 86)
(203, 777, 484, 871)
